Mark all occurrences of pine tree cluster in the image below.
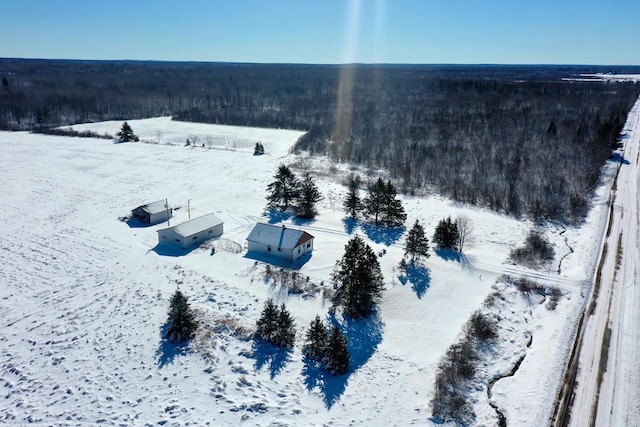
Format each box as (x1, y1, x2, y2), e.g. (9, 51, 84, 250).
(255, 299, 296, 348)
(266, 164, 322, 219)
(254, 142, 265, 155)
(116, 121, 138, 142)
(303, 316, 350, 375)
(343, 175, 406, 228)
(165, 290, 199, 343)
(433, 216, 459, 250)
(332, 236, 385, 319)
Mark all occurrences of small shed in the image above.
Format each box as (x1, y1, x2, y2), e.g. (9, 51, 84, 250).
(157, 213, 224, 249)
(131, 200, 173, 224)
(246, 223, 314, 262)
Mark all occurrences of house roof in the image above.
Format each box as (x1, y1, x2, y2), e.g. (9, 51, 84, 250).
(159, 213, 223, 238)
(135, 200, 172, 215)
(246, 223, 314, 250)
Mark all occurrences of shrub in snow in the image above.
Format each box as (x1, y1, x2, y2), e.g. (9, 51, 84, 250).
(165, 290, 198, 343)
(510, 231, 555, 268)
(430, 309, 498, 424)
(466, 311, 498, 342)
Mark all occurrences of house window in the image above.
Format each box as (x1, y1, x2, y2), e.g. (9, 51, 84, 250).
(175, 239, 181, 242)
(208, 229, 213, 234)
(298, 248, 301, 253)
(193, 236, 198, 240)
(307, 242, 311, 248)
(277, 247, 282, 252)
(267, 245, 271, 252)
(162, 235, 166, 239)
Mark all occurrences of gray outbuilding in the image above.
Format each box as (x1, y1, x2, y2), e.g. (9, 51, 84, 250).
(131, 200, 173, 224)
(246, 223, 314, 262)
(157, 213, 224, 249)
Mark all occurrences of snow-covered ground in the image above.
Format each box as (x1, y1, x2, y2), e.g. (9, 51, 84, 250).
(0, 114, 630, 425)
(562, 73, 640, 82)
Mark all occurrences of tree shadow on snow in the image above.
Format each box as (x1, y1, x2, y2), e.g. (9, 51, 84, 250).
(301, 311, 384, 409)
(262, 208, 293, 224)
(398, 264, 432, 299)
(341, 217, 359, 235)
(610, 152, 630, 165)
(361, 222, 405, 246)
(434, 248, 463, 262)
(292, 216, 316, 227)
(434, 249, 476, 273)
(156, 323, 187, 368)
(249, 339, 293, 379)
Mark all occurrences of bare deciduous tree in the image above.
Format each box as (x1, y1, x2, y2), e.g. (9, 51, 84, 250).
(456, 215, 474, 253)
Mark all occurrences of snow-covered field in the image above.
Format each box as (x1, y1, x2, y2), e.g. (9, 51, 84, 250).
(563, 73, 640, 82)
(0, 115, 623, 425)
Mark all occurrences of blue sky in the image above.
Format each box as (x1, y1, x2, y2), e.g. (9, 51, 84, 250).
(0, 0, 638, 64)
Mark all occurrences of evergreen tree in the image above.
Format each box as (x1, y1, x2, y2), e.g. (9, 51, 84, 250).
(255, 299, 279, 343)
(343, 174, 363, 218)
(2, 77, 8, 90)
(266, 164, 300, 210)
(405, 220, 430, 263)
(363, 178, 386, 226)
(273, 304, 296, 348)
(165, 289, 198, 343)
(323, 326, 350, 375)
(433, 216, 459, 250)
(303, 315, 329, 361)
(332, 236, 385, 319)
(116, 121, 137, 142)
(296, 171, 322, 218)
(380, 180, 406, 228)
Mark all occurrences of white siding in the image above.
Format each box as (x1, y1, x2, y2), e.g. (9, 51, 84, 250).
(247, 240, 294, 261)
(158, 222, 223, 249)
(149, 210, 172, 225)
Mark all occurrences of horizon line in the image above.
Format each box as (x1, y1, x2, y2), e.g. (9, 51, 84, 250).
(1, 57, 639, 68)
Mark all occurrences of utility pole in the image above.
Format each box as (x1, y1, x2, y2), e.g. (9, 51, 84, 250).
(166, 198, 170, 227)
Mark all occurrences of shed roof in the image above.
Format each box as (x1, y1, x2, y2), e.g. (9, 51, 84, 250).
(135, 200, 172, 215)
(246, 223, 314, 250)
(159, 213, 223, 238)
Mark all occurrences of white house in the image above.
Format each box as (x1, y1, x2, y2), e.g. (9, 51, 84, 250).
(157, 213, 224, 249)
(131, 200, 172, 224)
(246, 223, 314, 262)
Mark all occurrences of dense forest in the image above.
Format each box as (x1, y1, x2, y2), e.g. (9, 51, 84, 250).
(1, 58, 639, 222)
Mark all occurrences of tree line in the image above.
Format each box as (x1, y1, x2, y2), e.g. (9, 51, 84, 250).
(3, 59, 638, 222)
